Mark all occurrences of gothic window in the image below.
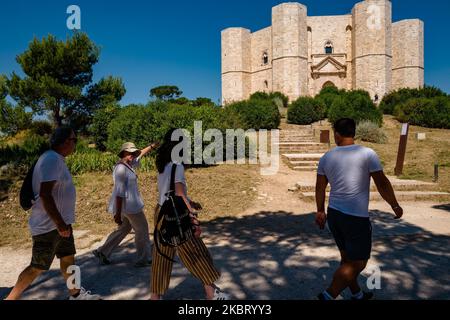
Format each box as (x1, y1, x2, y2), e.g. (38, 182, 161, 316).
(325, 41, 333, 54)
(263, 52, 269, 65)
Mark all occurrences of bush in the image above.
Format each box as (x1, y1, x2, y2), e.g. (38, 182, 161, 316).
(394, 96, 450, 129)
(0, 132, 49, 168)
(0, 101, 32, 136)
(106, 104, 161, 153)
(287, 97, 325, 125)
(380, 86, 447, 115)
(315, 86, 346, 116)
(90, 104, 120, 151)
(227, 98, 280, 130)
(355, 121, 387, 144)
(328, 90, 383, 126)
(30, 120, 53, 136)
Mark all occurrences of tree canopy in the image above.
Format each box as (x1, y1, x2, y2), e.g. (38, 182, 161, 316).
(7, 33, 125, 130)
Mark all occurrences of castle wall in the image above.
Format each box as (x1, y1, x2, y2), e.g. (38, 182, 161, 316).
(352, 0, 392, 100)
(221, 28, 252, 104)
(307, 15, 353, 95)
(251, 27, 273, 93)
(221, 1, 424, 104)
(307, 16, 352, 56)
(271, 3, 308, 101)
(392, 19, 424, 90)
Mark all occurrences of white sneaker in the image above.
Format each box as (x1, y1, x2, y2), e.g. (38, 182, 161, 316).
(213, 288, 230, 300)
(69, 287, 101, 300)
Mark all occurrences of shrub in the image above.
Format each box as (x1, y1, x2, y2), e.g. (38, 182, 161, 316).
(394, 96, 450, 129)
(106, 104, 160, 153)
(90, 104, 120, 151)
(287, 97, 325, 125)
(30, 120, 53, 136)
(0, 101, 32, 136)
(315, 86, 346, 116)
(0, 132, 49, 167)
(380, 86, 447, 115)
(227, 98, 280, 130)
(355, 121, 387, 144)
(328, 90, 383, 126)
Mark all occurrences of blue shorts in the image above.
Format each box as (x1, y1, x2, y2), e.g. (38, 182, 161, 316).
(327, 208, 372, 261)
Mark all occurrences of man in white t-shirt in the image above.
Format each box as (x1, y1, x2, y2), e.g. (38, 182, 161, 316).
(5, 127, 100, 300)
(315, 118, 403, 301)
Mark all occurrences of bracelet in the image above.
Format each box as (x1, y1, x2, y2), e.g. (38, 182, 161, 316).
(392, 205, 401, 210)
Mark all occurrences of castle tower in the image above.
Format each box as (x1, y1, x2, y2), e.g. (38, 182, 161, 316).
(271, 3, 308, 102)
(352, 0, 392, 100)
(392, 19, 424, 90)
(221, 28, 252, 104)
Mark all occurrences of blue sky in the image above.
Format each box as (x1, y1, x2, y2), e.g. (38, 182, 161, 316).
(0, 0, 449, 105)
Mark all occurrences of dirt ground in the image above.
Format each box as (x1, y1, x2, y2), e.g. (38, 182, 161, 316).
(1, 160, 449, 300)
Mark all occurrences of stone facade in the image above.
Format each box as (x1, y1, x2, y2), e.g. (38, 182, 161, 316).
(221, 0, 424, 104)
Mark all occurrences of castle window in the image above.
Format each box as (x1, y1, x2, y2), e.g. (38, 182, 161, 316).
(325, 41, 333, 54)
(264, 80, 268, 89)
(263, 52, 269, 65)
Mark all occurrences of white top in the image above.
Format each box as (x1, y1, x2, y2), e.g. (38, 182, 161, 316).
(157, 162, 187, 206)
(29, 150, 76, 236)
(317, 145, 383, 218)
(108, 158, 144, 215)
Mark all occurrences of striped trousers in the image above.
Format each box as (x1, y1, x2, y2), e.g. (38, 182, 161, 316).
(151, 207, 221, 295)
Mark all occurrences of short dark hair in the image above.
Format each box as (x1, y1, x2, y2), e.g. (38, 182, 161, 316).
(333, 118, 356, 138)
(50, 126, 75, 149)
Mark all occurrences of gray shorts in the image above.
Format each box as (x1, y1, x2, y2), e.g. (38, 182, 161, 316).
(327, 208, 372, 261)
(31, 228, 76, 270)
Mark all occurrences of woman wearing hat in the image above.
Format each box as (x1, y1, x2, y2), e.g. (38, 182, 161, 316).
(93, 141, 159, 268)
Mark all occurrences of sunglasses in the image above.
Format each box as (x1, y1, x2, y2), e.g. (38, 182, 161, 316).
(68, 137, 78, 144)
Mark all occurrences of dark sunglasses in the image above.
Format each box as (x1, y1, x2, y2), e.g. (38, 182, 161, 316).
(68, 137, 78, 144)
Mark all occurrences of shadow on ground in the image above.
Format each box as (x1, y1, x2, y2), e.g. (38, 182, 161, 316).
(1, 210, 449, 300)
(432, 204, 450, 212)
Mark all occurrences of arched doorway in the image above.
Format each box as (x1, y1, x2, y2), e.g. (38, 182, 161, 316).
(322, 81, 336, 89)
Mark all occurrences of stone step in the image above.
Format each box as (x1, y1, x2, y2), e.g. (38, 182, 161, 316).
(295, 177, 438, 192)
(279, 138, 316, 142)
(279, 147, 329, 153)
(283, 153, 324, 161)
(292, 166, 319, 172)
(289, 161, 319, 167)
(276, 142, 323, 146)
(299, 191, 450, 202)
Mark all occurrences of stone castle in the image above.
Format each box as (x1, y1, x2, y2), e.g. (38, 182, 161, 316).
(221, 0, 424, 104)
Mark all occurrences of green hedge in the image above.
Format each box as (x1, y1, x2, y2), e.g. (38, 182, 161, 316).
(328, 90, 383, 126)
(227, 97, 281, 131)
(287, 97, 325, 125)
(394, 96, 450, 129)
(380, 86, 447, 115)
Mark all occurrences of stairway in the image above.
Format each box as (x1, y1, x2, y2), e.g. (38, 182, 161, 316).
(294, 177, 450, 202)
(279, 129, 329, 171)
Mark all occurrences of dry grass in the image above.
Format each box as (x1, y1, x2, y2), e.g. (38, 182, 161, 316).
(313, 116, 450, 193)
(0, 164, 260, 248)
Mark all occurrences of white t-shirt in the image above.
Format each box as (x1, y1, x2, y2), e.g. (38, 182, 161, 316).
(157, 162, 187, 206)
(29, 150, 76, 236)
(317, 145, 383, 218)
(108, 159, 144, 215)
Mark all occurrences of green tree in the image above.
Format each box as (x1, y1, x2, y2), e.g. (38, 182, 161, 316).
(149, 85, 183, 101)
(192, 97, 215, 107)
(0, 101, 32, 136)
(8, 33, 124, 129)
